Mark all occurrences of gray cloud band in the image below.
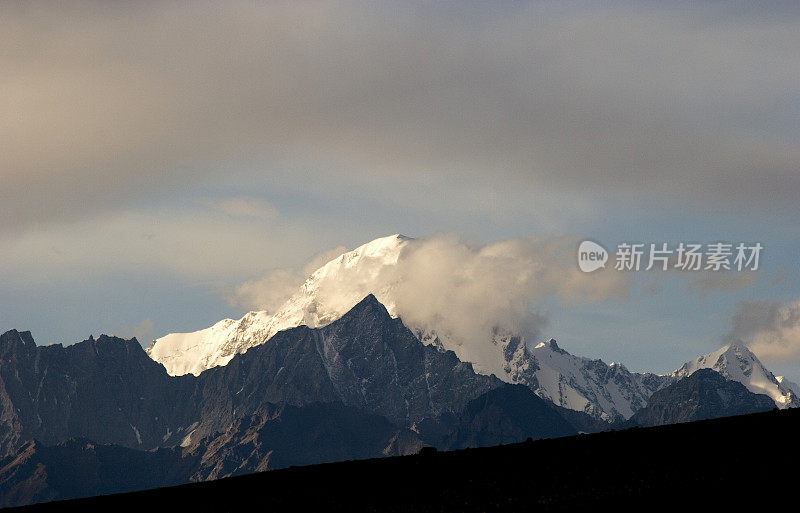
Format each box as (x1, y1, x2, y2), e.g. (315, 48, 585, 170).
(2, 2, 799, 235)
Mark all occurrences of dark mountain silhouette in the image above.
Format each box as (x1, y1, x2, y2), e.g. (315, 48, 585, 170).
(0, 330, 197, 456)
(0, 401, 423, 507)
(628, 368, 775, 427)
(7, 407, 800, 512)
(0, 295, 503, 459)
(0, 439, 196, 508)
(3, 295, 784, 508)
(445, 384, 576, 449)
(188, 401, 424, 480)
(191, 294, 503, 442)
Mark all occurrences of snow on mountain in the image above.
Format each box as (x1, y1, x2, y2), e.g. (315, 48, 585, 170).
(777, 376, 800, 398)
(150, 233, 513, 378)
(503, 336, 672, 421)
(148, 234, 411, 376)
(499, 334, 800, 420)
(149, 233, 798, 421)
(672, 342, 800, 409)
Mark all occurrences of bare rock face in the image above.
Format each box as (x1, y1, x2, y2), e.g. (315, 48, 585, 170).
(0, 330, 198, 457)
(0, 439, 197, 508)
(628, 368, 775, 427)
(0, 295, 502, 458)
(444, 384, 577, 450)
(0, 295, 606, 507)
(185, 294, 503, 442)
(188, 402, 424, 481)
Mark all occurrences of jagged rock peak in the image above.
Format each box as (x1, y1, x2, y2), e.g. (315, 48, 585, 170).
(0, 329, 36, 348)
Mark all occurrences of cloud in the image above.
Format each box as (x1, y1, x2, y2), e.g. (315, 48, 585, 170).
(687, 271, 758, 296)
(205, 197, 278, 219)
(0, 208, 326, 283)
(387, 236, 628, 356)
(112, 318, 155, 346)
(728, 300, 800, 363)
(2, 1, 799, 236)
(230, 234, 629, 374)
(605, 248, 760, 297)
(226, 244, 347, 313)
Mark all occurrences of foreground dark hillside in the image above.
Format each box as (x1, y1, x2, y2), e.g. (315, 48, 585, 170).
(8, 406, 797, 512)
(0, 386, 579, 507)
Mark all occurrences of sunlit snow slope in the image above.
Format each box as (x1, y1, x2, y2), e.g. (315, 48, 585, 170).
(672, 342, 799, 408)
(149, 233, 797, 420)
(503, 338, 671, 421)
(148, 235, 410, 376)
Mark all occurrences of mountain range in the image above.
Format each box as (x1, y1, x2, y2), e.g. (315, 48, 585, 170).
(627, 368, 775, 427)
(2, 234, 797, 507)
(147, 235, 413, 376)
(0, 295, 503, 458)
(0, 293, 790, 507)
(148, 234, 798, 421)
(12, 406, 799, 511)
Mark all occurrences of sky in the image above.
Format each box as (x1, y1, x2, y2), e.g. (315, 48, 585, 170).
(2, 1, 799, 379)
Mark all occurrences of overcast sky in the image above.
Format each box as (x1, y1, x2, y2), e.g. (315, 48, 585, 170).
(2, 1, 799, 378)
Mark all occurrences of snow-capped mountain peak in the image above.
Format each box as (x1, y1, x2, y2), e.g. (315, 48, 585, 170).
(148, 233, 798, 422)
(505, 338, 672, 421)
(148, 234, 411, 376)
(149, 233, 674, 421)
(672, 342, 799, 408)
(534, 339, 563, 352)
